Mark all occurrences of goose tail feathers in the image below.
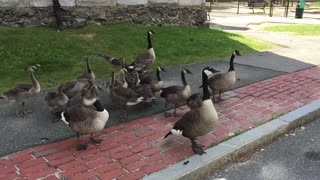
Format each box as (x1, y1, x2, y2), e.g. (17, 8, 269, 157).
(163, 131, 172, 139)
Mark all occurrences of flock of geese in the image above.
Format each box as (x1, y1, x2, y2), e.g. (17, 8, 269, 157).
(0, 30, 241, 155)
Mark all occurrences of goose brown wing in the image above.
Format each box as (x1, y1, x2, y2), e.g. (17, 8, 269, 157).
(134, 52, 153, 66)
(4, 84, 33, 96)
(140, 75, 154, 85)
(45, 91, 58, 101)
(160, 86, 184, 98)
(172, 110, 201, 134)
(64, 106, 96, 123)
(113, 86, 139, 99)
(62, 81, 77, 93)
(208, 72, 224, 83)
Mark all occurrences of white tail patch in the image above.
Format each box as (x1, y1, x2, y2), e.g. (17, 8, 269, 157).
(171, 129, 183, 136)
(128, 66, 134, 69)
(61, 112, 69, 125)
(126, 97, 144, 106)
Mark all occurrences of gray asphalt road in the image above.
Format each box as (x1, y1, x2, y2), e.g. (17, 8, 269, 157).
(207, 118, 320, 180)
(0, 51, 313, 156)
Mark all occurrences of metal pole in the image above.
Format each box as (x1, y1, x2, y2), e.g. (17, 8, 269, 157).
(269, 0, 273, 17)
(237, 0, 240, 14)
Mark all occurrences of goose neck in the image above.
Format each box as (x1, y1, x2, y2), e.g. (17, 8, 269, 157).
(181, 71, 187, 86)
(156, 69, 161, 81)
(86, 59, 92, 73)
(147, 32, 152, 49)
(29, 71, 40, 89)
(202, 72, 210, 101)
(228, 54, 235, 72)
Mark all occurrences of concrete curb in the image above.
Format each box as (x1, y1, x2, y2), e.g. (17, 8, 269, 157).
(144, 99, 320, 180)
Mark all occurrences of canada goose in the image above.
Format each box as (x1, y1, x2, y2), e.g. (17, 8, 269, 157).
(80, 83, 98, 106)
(129, 30, 156, 71)
(45, 84, 69, 119)
(114, 68, 129, 88)
(77, 57, 95, 81)
(160, 68, 192, 116)
(164, 67, 219, 155)
(61, 100, 109, 150)
(208, 50, 241, 103)
(62, 79, 92, 99)
(0, 65, 41, 116)
(107, 72, 144, 119)
(140, 67, 166, 94)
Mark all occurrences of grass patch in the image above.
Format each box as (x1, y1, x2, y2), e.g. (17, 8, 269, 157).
(0, 24, 272, 93)
(311, 1, 320, 6)
(264, 24, 320, 36)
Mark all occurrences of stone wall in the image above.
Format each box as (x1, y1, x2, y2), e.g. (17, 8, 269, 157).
(0, 0, 207, 28)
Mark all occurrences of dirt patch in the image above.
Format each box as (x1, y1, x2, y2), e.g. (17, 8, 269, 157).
(77, 33, 96, 40)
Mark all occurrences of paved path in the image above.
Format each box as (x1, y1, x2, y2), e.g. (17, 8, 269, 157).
(207, 117, 320, 180)
(1, 66, 320, 180)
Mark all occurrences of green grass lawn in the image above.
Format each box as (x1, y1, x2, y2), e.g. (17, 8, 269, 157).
(264, 24, 320, 36)
(311, 1, 320, 6)
(0, 24, 272, 93)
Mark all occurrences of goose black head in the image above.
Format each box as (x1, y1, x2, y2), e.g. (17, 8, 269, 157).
(182, 68, 192, 74)
(148, 30, 156, 35)
(233, 50, 241, 56)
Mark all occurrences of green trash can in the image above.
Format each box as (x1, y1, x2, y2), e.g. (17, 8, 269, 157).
(295, 7, 304, 19)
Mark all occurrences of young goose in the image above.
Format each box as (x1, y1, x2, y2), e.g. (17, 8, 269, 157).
(107, 72, 144, 119)
(77, 57, 95, 81)
(0, 65, 41, 116)
(45, 84, 69, 118)
(140, 67, 166, 94)
(62, 79, 92, 99)
(125, 70, 140, 89)
(160, 68, 192, 116)
(80, 84, 98, 106)
(61, 100, 109, 150)
(129, 30, 156, 71)
(114, 68, 128, 88)
(208, 50, 241, 102)
(164, 67, 219, 155)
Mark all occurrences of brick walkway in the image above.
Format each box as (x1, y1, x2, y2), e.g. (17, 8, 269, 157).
(1, 66, 320, 180)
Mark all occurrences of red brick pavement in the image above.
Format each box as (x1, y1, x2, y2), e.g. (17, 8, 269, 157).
(1, 66, 320, 180)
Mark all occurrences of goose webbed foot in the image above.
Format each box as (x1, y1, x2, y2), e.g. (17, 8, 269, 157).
(76, 143, 88, 151)
(90, 137, 103, 144)
(191, 140, 206, 156)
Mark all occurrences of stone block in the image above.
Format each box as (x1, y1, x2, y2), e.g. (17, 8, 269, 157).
(60, 0, 75, 6)
(148, 0, 178, 3)
(178, 0, 204, 6)
(30, 0, 51, 7)
(76, 0, 117, 6)
(0, 0, 30, 7)
(118, 0, 148, 5)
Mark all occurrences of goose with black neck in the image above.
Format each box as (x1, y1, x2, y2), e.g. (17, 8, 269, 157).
(163, 67, 219, 155)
